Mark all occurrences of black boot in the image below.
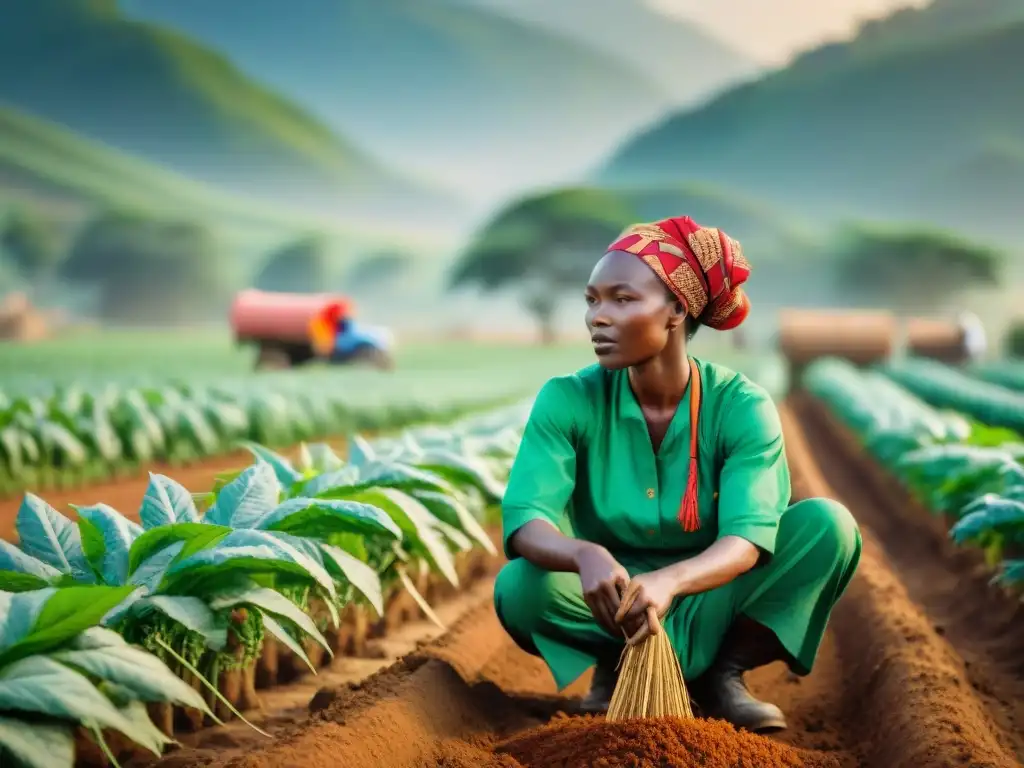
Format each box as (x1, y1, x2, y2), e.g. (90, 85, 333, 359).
(689, 617, 788, 733)
(578, 655, 619, 714)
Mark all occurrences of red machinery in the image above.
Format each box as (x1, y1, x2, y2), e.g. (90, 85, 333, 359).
(230, 290, 392, 370)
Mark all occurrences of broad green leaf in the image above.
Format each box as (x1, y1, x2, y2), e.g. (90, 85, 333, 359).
(114, 699, 176, 755)
(208, 585, 331, 655)
(139, 473, 200, 529)
(0, 571, 53, 593)
(0, 714, 74, 768)
(36, 421, 88, 467)
(0, 657, 164, 756)
(299, 465, 360, 497)
(15, 493, 91, 581)
(306, 443, 344, 473)
(163, 530, 336, 600)
(260, 612, 316, 675)
(303, 462, 453, 499)
(0, 541, 60, 582)
(993, 559, 1024, 587)
(257, 497, 402, 540)
(358, 462, 454, 495)
(99, 587, 147, 628)
(952, 495, 1024, 544)
(414, 451, 507, 502)
(352, 488, 459, 587)
(77, 517, 105, 581)
(347, 433, 376, 466)
(130, 595, 227, 651)
(238, 441, 302, 487)
(51, 627, 211, 711)
(206, 462, 280, 528)
(129, 541, 185, 593)
(127, 522, 231, 577)
(71, 504, 143, 586)
(414, 491, 497, 556)
(436, 520, 473, 552)
(296, 443, 314, 473)
(0, 585, 135, 666)
(0, 589, 54, 654)
(321, 545, 384, 616)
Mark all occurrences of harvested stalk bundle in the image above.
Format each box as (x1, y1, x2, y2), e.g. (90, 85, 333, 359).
(606, 614, 694, 722)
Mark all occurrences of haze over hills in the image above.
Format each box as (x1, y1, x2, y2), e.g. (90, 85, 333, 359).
(0, 0, 456, 228)
(119, 0, 691, 208)
(597, 0, 1024, 246)
(450, 0, 760, 105)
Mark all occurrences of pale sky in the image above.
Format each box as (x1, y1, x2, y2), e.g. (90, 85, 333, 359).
(647, 0, 932, 65)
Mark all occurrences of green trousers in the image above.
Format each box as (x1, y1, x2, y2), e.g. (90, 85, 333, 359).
(493, 498, 862, 691)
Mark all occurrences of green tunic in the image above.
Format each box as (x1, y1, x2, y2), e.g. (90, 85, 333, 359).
(493, 357, 861, 691)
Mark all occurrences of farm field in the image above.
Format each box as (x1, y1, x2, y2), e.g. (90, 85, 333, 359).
(2, 342, 1023, 768)
(135, 378, 1024, 768)
(0, 332, 782, 501)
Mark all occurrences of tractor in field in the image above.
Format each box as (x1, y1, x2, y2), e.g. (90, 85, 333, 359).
(230, 289, 396, 371)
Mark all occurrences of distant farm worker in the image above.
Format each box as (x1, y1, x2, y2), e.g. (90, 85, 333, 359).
(493, 215, 862, 733)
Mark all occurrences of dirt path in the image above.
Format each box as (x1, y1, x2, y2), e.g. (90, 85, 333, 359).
(793, 393, 1024, 762)
(142, 399, 1024, 768)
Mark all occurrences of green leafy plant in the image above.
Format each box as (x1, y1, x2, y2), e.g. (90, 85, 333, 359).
(0, 586, 216, 768)
(804, 356, 1024, 587)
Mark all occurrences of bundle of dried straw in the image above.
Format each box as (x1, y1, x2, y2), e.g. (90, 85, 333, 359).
(606, 613, 694, 722)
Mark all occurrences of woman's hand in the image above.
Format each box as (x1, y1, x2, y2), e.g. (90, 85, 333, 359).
(575, 543, 630, 637)
(614, 567, 681, 645)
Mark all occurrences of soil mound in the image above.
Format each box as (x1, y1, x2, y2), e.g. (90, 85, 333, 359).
(484, 713, 839, 768)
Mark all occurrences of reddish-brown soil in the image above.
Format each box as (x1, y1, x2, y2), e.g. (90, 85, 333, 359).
(494, 713, 837, 767)
(0, 452, 252, 538)
(792, 394, 1024, 760)
(136, 397, 1024, 768)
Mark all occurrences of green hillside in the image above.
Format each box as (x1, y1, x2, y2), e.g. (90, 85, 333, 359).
(0, 104, 339, 232)
(597, 0, 1024, 243)
(912, 141, 1024, 245)
(0, 0, 451, 223)
(450, 0, 758, 104)
(118, 0, 672, 203)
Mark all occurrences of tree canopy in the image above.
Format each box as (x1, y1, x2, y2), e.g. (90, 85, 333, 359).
(0, 207, 64, 280)
(253, 234, 333, 294)
(344, 250, 411, 291)
(447, 187, 634, 341)
(61, 210, 225, 323)
(831, 222, 1005, 312)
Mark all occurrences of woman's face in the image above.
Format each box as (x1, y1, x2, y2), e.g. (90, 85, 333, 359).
(585, 250, 685, 369)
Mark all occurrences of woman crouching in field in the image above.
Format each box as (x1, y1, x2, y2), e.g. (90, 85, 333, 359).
(492, 215, 862, 733)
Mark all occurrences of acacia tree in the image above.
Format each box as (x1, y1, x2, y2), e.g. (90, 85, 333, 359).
(344, 250, 411, 291)
(1, 207, 64, 282)
(254, 234, 333, 293)
(61, 210, 225, 324)
(447, 188, 634, 343)
(832, 223, 1005, 313)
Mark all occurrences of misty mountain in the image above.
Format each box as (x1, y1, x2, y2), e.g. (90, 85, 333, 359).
(596, 0, 1024, 246)
(0, 0, 453, 226)
(449, 0, 759, 105)
(119, 0, 678, 206)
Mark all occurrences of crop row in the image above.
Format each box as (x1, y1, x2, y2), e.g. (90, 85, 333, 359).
(0, 401, 527, 768)
(879, 357, 1024, 436)
(803, 358, 1024, 589)
(0, 368, 539, 498)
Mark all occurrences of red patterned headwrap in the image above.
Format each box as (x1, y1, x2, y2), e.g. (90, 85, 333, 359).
(604, 215, 751, 331)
